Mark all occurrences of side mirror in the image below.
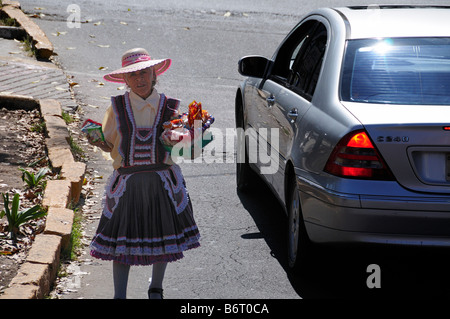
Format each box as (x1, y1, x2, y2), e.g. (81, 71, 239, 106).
(238, 56, 271, 78)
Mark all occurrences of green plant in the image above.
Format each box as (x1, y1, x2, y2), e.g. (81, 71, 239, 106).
(0, 16, 18, 26)
(63, 207, 83, 261)
(0, 193, 46, 240)
(68, 135, 85, 158)
(19, 167, 50, 189)
(30, 119, 46, 134)
(61, 111, 75, 124)
(22, 35, 37, 57)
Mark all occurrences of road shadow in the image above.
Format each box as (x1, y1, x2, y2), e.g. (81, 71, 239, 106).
(237, 177, 450, 299)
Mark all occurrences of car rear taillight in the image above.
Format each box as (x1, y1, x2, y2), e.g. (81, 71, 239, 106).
(324, 130, 394, 180)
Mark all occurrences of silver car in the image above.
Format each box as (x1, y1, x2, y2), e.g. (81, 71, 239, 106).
(236, 5, 450, 269)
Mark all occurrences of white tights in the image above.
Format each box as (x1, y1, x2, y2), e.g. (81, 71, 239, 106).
(113, 261, 168, 299)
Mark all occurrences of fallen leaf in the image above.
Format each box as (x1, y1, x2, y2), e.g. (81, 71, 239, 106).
(24, 189, 37, 200)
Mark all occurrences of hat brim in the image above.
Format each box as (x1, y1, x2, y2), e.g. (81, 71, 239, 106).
(103, 58, 171, 83)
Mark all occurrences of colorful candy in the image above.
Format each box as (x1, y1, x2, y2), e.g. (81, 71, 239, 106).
(188, 100, 203, 128)
(163, 118, 184, 130)
(160, 100, 215, 149)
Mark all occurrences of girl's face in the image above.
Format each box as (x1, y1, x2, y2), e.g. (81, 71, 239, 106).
(124, 67, 155, 99)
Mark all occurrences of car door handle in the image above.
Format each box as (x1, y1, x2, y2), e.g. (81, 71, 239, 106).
(266, 95, 275, 107)
(288, 108, 298, 123)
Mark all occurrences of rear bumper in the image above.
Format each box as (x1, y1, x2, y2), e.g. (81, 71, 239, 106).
(297, 175, 450, 246)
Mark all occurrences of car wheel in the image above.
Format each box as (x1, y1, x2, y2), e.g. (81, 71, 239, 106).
(287, 175, 311, 270)
(236, 102, 257, 192)
(236, 141, 257, 192)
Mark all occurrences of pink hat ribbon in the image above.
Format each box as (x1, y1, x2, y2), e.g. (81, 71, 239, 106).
(122, 54, 152, 67)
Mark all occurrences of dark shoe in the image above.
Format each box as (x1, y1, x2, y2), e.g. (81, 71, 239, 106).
(148, 287, 164, 299)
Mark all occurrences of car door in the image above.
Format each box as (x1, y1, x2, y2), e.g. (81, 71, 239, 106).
(259, 19, 328, 199)
(253, 20, 317, 180)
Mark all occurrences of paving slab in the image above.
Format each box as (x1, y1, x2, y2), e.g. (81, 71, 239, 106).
(0, 38, 77, 112)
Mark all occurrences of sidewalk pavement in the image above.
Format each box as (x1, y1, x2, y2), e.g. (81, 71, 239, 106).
(0, 1, 86, 299)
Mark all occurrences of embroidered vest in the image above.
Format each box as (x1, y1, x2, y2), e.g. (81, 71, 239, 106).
(111, 92, 179, 168)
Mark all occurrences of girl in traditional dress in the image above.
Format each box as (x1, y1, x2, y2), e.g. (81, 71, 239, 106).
(88, 48, 200, 299)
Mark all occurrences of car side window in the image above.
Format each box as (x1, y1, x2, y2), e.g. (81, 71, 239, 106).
(289, 23, 327, 100)
(271, 20, 318, 81)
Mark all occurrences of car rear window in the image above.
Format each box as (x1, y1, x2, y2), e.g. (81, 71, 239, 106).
(341, 38, 450, 105)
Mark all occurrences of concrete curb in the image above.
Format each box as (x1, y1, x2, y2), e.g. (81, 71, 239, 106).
(0, 25, 26, 39)
(0, 98, 86, 299)
(1, 0, 53, 59)
(0, 2, 84, 299)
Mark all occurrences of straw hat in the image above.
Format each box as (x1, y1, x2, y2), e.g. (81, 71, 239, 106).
(103, 48, 171, 83)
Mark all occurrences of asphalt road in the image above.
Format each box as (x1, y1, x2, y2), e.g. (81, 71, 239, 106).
(17, 0, 450, 302)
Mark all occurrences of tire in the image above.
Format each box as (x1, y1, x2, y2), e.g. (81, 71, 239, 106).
(287, 175, 312, 270)
(236, 99, 257, 192)
(236, 139, 257, 192)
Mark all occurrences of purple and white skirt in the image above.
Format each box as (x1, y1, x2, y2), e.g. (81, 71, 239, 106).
(90, 164, 200, 265)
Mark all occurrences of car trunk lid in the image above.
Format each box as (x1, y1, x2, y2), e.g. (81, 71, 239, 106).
(342, 102, 450, 194)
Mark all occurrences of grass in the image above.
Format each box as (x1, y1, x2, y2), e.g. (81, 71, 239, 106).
(61, 111, 85, 159)
(62, 111, 76, 124)
(56, 206, 84, 294)
(63, 207, 83, 261)
(68, 135, 85, 159)
(0, 16, 18, 27)
(30, 119, 46, 134)
(22, 35, 37, 58)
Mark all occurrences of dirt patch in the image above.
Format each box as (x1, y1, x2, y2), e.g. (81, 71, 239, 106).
(0, 107, 49, 292)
